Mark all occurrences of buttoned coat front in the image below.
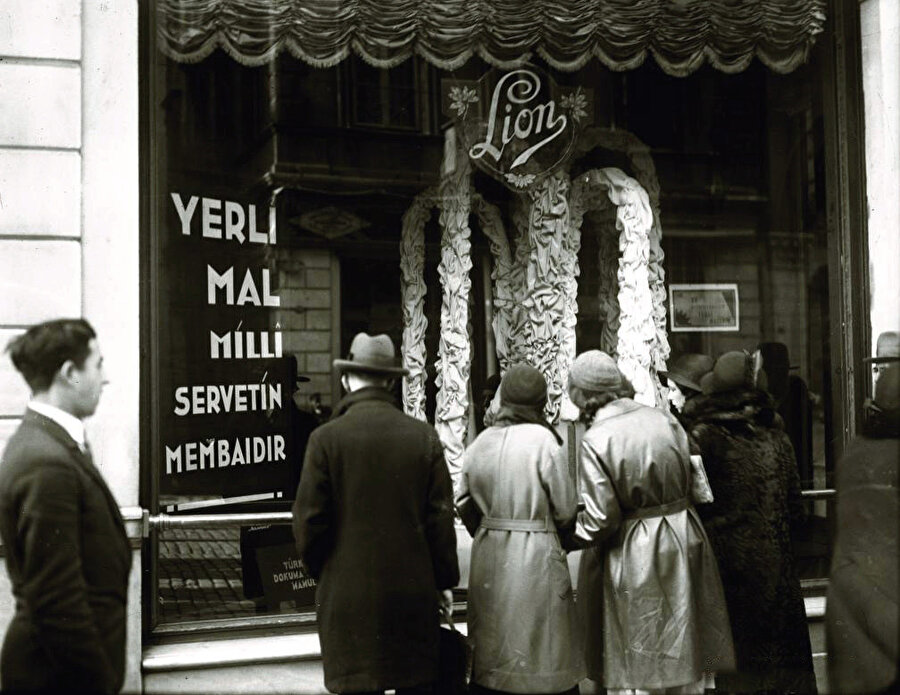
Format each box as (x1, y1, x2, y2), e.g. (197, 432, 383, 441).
(292, 387, 459, 694)
(456, 423, 584, 693)
(575, 399, 735, 690)
(0, 410, 132, 694)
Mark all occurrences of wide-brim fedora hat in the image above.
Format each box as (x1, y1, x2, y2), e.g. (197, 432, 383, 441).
(863, 331, 900, 364)
(333, 332, 409, 376)
(758, 341, 800, 370)
(659, 353, 714, 393)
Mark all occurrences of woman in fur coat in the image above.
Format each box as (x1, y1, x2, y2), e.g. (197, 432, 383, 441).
(680, 351, 817, 694)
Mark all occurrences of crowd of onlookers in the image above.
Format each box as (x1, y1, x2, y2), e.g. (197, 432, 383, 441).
(1, 320, 895, 695)
(462, 347, 819, 695)
(288, 330, 897, 695)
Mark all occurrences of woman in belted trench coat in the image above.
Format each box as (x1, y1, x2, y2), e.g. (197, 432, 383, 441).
(456, 364, 584, 695)
(569, 351, 735, 695)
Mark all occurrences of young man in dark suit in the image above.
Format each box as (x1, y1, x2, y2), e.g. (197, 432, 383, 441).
(293, 332, 459, 695)
(0, 319, 131, 694)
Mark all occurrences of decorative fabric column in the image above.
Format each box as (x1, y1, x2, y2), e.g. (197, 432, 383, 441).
(435, 138, 473, 485)
(570, 168, 662, 407)
(604, 170, 658, 406)
(524, 171, 570, 422)
(574, 128, 672, 401)
(399, 189, 436, 421)
(472, 193, 515, 375)
(570, 176, 621, 357)
(646, 205, 670, 405)
(557, 188, 582, 420)
(507, 195, 532, 367)
(598, 214, 621, 356)
(622, 138, 671, 404)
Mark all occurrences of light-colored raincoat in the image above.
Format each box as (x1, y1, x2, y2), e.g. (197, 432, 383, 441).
(457, 423, 585, 693)
(575, 398, 735, 690)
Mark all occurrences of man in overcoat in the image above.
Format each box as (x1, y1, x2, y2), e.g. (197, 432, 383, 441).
(0, 319, 131, 693)
(827, 360, 898, 693)
(293, 332, 459, 695)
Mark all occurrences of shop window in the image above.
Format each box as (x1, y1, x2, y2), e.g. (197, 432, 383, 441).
(144, 39, 840, 630)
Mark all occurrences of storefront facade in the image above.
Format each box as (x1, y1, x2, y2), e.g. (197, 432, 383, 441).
(0, 0, 896, 692)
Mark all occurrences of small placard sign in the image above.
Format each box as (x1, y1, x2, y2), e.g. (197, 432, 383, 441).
(255, 543, 317, 608)
(669, 284, 740, 332)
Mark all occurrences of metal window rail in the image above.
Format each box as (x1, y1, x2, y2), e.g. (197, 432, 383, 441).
(799, 488, 837, 500)
(144, 511, 292, 534)
(142, 488, 835, 534)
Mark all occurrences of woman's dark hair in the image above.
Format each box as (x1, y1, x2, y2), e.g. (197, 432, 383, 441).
(6, 319, 96, 393)
(570, 379, 635, 425)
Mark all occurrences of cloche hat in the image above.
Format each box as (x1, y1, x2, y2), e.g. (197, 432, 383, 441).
(569, 350, 624, 393)
(500, 364, 548, 407)
(700, 350, 766, 395)
(333, 332, 409, 376)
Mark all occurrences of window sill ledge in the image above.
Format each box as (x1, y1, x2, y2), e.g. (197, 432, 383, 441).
(142, 631, 323, 673)
(144, 599, 824, 674)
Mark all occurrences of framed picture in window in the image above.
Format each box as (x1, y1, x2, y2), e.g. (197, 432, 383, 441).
(669, 284, 740, 332)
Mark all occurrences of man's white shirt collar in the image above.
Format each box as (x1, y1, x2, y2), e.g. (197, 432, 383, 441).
(28, 401, 86, 452)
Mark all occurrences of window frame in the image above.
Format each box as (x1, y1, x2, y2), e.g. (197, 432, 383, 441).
(139, 0, 866, 640)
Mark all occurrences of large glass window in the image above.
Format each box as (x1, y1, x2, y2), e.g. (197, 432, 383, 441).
(145, 39, 839, 627)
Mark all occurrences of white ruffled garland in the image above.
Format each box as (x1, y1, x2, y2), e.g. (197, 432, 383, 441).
(556, 187, 582, 422)
(434, 144, 473, 485)
(574, 128, 671, 404)
(398, 160, 515, 482)
(525, 172, 571, 422)
(570, 168, 660, 407)
(508, 196, 532, 366)
(399, 189, 436, 421)
(472, 193, 515, 374)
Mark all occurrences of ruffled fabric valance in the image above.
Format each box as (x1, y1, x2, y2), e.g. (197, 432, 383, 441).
(156, 0, 826, 76)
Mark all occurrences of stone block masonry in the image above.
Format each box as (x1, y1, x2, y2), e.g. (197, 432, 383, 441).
(273, 248, 337, 406)
(0, 3, 142, 692)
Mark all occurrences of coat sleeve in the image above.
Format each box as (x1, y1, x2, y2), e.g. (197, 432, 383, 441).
(540, 442, 578, 530)
(574, 438, 622, 547)
(454, 456, 482, 537)
(292, 430, 333, 580)
(16, 460, 119, 693)
(425, 432, 460, 590)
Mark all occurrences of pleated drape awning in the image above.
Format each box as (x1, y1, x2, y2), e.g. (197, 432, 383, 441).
(156, 0, 826, 76)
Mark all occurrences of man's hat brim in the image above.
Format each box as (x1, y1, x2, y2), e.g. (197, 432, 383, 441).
(332, 358, 409, 376)
(659, 371, 702, 393)
(863, 355, 900, 364)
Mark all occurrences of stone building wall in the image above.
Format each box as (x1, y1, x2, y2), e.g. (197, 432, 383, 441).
(275, 248, 339, 408)
(0, 3, 141, 691)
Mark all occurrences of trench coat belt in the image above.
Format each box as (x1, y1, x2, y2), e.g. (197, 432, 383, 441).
(480, 517, 553, 532)
(624, 497, 691, 520)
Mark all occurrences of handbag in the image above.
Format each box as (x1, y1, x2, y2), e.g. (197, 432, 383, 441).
(436, 612, 471, 695)
(689, 454, 715, 504)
